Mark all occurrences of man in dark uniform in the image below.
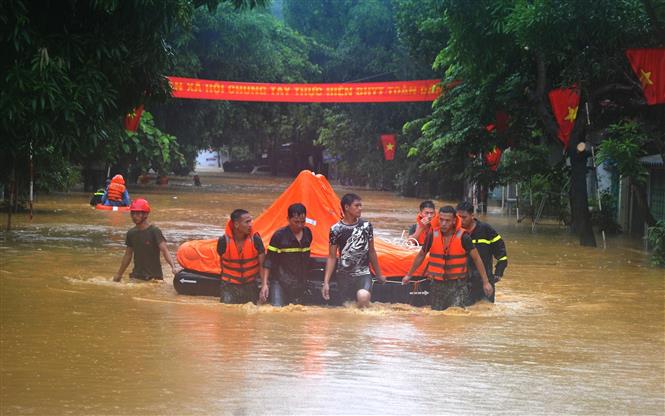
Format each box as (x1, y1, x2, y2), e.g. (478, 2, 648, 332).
(456, 201, 508, 304)
(260, 203, 313, 306)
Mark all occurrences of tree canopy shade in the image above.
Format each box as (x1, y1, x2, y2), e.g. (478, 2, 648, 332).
(403, 0, 664, 245)
(0, 0, 265, 192)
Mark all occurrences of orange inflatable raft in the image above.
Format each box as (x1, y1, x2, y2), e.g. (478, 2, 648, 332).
(174, 170, 430, 305)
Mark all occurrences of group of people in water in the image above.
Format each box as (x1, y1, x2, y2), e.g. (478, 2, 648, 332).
(111, 188, 508, 311)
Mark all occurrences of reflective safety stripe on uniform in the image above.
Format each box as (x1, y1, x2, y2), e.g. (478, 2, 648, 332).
(267, 245, 310, 253)
(472, 234, 502, 244)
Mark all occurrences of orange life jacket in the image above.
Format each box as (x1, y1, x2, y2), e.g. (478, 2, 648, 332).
(107, 182, 126, 201)
(413, 214, 440, 245)
(220, 223, 260, 285)
(426, 225, 468, 281)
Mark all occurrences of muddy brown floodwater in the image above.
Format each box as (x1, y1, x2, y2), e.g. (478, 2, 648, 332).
(1, 173, 663, 415)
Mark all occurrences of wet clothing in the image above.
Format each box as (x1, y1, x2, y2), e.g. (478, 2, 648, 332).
(264, 226, 312, 306)
(425, 228, 469, 281)
(329, 219, 373, 277)
(466, 219, 508, 304)
(421, 229, 474, 310)
(269, 280, 305, 307)
(90, 188, 105, 206)
(216, 233, 265, 284)
(336, 272, 373, 303)
(125, 225, 166, 280)
(430, 279, 470, 310)
(408, 222, 432, 245)
(220, 281, 259, 304)
(216, 232, 264, 304)
(421, 229, 475, 255)
(102, 187, 131, 206)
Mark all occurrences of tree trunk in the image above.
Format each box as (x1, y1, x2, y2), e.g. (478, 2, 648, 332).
(630, 180, 657, 227)
(568, 132, 597, 247)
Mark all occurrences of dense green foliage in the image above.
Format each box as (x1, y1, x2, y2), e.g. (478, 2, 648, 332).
(400, 0, 663, 245)
(0, 0, 263, 194)
(647, 220, 665, 266)
(2, 0, 663, 250)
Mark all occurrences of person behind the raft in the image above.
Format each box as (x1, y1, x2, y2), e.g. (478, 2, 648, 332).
(408, 200, 436, 245)
(112, 199, 180, 282)
(402, 205, 493, 310)
(217, 209, 265, 304)
(260, 203, 312, 307)
(102, 174, 131, 207)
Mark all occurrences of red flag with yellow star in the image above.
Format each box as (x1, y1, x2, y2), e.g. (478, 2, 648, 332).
(124, 104, 144, 132)
(626, 48, 665, 105)
(380, 134, 396, 160)
(548, 87, 580, 148)
(484, 147, 502, 171)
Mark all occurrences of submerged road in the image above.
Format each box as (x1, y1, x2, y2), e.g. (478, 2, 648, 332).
(1, 173, 663, 415)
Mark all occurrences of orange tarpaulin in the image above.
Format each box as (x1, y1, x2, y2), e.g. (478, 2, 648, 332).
(176, 170, 427, 277)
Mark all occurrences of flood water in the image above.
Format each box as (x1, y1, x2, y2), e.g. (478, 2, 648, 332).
(1, 173, 663, 415)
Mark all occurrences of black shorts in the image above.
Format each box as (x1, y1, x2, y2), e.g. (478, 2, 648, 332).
(336, 273, 373, 302)
(129, 273, 163, 281)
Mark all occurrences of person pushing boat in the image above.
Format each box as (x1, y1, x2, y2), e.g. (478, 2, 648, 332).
(402, 205, 493, 310)
(217, 209, 266, 304)
(322, 193, 386, 308)
(260, 203, 312, 306)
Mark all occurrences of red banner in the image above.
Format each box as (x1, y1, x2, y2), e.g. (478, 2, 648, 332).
(548, 87, 580, 148)
(124, 104, 144, 132)
(626, 48, 665, 105)
(380, 134, 397, 160)
(167, 76, 442, 103)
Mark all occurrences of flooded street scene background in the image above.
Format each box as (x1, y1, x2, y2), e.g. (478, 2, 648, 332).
(1, 173, 663, 415)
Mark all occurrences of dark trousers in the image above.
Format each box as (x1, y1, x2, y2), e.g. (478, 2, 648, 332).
(220, 281, 258, 304)
(430, 279, 469, 310)
(269, 280, 305, 307)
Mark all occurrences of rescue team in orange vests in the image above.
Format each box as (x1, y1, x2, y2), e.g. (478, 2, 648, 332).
(102, 174, 131, 207)
(112, 198, 180, 282)
(403, 205, 493, 310)
(110, 193, 499, 310)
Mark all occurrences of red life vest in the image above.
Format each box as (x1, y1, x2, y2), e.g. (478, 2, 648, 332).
(107, 182, 126, 202)
(426, 226, 468, 281)
(220, 223, 260, 284)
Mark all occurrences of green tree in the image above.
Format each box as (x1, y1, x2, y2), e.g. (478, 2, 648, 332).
(401, 0, 662, 246)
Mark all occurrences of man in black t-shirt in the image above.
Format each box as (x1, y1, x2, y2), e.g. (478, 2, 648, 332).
(261, 203, 312, 306)
(322, 193, 385, 307)
(113, 199, 180, 282)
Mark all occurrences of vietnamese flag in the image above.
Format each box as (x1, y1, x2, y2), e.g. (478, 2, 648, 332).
(548, 87, 580, 148)
(380, 134, 396, 160)
(484, 147, 502, 171)
(626, 48, 665, 105)
(124, 104, 144, 132)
